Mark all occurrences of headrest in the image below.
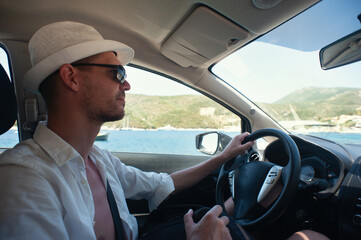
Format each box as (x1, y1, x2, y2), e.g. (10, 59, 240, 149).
(0, 64, 17, 135)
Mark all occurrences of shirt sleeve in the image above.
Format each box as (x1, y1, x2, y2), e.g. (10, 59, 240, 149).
(0, 165, 69, 240)
(108, 152, 175, 211)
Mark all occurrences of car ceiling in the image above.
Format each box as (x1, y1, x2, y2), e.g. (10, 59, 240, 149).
(0, 0, 319, 75)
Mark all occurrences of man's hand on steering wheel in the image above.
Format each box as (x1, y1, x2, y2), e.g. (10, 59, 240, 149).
(218, 132, 255, 162)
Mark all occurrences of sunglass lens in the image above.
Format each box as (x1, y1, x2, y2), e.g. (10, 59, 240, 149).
(117, 67, 126, 83)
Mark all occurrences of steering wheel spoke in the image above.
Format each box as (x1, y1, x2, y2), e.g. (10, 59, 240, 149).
(257, 165, 283, 208)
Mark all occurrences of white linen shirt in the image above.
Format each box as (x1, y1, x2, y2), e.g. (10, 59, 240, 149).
(0, 123, 175, 240)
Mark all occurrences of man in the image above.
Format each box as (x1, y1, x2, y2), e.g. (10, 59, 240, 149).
(0, 21, 253, 239)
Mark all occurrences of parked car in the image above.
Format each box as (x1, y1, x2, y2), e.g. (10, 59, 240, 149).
(0, 0, 360, 239)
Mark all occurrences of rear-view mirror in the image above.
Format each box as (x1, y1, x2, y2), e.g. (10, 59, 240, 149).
(320, 29, 361, 70)
(195, 132, 232, 155)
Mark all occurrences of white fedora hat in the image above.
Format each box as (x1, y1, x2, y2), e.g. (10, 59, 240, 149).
(23, 21, 134, 94)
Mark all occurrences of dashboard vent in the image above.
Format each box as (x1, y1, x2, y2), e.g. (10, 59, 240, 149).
(249, 152, 260, 162)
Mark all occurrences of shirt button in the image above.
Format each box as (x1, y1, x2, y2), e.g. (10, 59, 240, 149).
(81, 179, 87, 185)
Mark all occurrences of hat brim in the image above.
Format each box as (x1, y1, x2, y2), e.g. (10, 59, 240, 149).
(24, 39, 134, 94)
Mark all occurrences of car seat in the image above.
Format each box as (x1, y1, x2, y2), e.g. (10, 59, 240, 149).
(0, 64, 17, 135)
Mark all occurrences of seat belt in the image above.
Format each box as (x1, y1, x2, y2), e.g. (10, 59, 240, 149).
(227, 216, 254, 240)
(220, 209, 253, 240)
(107, 181, 127, 240)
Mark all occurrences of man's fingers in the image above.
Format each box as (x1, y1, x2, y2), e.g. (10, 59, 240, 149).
(244, 140, 255, 149)
(238, 132, 254, 151)
(209, 206, 230, 226)
(219, 216, 230, 226)
(207, 205, 223, 218)
(184, 209, 195, 228)
(239, 133, 253, 146)
(241, 131, 250, 137)
(239, 132, 250, 141)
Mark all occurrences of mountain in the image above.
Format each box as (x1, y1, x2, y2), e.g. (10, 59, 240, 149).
(259, 87, 361, 121)
(275, 87, 355, 104)
(103, 87, 361, 129)
(104, 94, 240, 129)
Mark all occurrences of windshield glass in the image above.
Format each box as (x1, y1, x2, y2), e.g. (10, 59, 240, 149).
(212, 0, 361, 144)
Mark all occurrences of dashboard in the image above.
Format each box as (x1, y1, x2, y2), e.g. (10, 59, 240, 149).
(263, 134, 345, 197)
(261, 133, 361, 239)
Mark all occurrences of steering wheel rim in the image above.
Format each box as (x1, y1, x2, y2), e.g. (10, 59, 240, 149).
(216, 128, 301, 230)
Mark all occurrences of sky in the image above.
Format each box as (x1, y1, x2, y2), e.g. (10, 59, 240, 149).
(213, 42, 361, 103)
(125, 66, 199, 96)
(213, 0, 361, 103)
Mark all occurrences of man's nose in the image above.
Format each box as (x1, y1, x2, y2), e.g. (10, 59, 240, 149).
(120, 80, 131, 91)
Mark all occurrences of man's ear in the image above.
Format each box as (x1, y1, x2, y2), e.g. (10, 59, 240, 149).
(58, 64, 80, 92)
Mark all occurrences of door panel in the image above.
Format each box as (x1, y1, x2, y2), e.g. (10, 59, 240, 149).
(114, 152, 219, 215)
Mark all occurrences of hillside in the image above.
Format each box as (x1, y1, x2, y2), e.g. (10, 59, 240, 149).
(275, 87, 354, 104)
(103, 87, 361, 129)
(259, 87, 361, 121)
(103, 94, 240, 129)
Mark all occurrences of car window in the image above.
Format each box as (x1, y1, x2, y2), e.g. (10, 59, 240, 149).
(0, 47, 19, 149)
(212, 0, 361, 145)
(95, 66, 242, 155)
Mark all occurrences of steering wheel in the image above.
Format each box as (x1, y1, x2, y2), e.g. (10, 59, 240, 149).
(216, 128, 301, 230)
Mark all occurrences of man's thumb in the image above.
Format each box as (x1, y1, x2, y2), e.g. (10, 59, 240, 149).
(184, 209, 195, 227)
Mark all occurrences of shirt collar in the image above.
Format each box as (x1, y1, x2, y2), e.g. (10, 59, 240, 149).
(33, 122, 82, 167)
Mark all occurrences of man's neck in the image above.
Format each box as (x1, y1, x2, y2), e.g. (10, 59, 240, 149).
(47, 113, 102, 161)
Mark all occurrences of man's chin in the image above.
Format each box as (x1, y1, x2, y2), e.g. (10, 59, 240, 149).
(100, 111, 125, 123)
(108, 115, 125, 122)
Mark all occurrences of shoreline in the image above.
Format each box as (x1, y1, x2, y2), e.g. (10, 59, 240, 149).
(100, 125, 361, 134)
(9, 124, 361, 134)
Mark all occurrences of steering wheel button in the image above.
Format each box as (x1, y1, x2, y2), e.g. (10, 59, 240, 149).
(266, 179, 274, 184)
(352, 214, 361, 225)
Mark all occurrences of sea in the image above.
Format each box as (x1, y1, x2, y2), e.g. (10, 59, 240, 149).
(1, 129, 360, 156)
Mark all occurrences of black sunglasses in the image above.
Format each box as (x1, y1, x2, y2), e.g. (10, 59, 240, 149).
(71, 63, 127, 84)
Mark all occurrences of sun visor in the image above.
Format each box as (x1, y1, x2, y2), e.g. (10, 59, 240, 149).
(161, 6, 250, 67)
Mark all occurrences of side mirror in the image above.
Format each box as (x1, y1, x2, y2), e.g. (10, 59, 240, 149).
(195, 132, 232, 155)
(319, 29, 361, 70)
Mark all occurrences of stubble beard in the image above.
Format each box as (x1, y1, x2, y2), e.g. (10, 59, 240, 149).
(82, 94, 126, 124)
(91, 102, 125, 123)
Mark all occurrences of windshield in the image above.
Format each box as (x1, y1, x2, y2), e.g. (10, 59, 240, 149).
(212, 0, 361, 144)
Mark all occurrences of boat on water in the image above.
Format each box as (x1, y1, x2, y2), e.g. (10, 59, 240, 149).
(95, 132, 109, 141)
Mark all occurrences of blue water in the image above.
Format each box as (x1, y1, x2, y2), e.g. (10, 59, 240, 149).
(0, 130, 19, 149)
(307, 132, 361, 144)
(96, 130, 240, 155)
(1, 129, 360, 155)
(0, 129, 239, 155)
